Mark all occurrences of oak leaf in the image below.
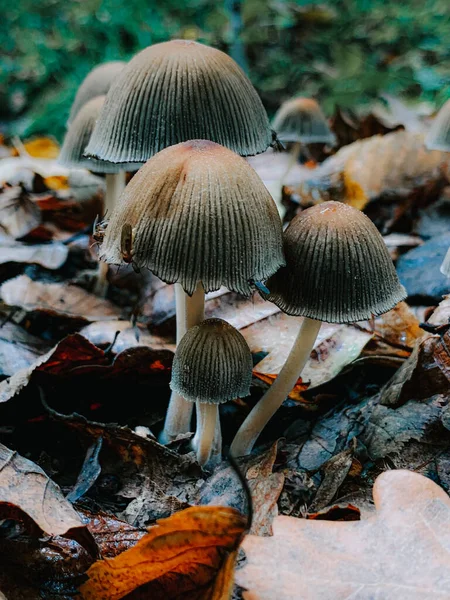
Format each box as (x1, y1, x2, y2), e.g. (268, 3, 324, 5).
(237, 470, 450, 600)
(80, 506, 247, 600)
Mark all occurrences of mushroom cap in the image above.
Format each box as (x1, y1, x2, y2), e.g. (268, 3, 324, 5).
(425, 99, 450, 152)
(170, 318, 253, 404)
(265, 201, 407, 323)
(59, 97, 137, 173)
(100, 140, 284, 296)
(68, 61, 126, 125)
(272, 97, 336, 145)
(85, 40, 272, 163)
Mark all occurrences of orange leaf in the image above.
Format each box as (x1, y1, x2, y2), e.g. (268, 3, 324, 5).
(252, 370, 309, 401)
(16, 137, 60, 159)
(43, 175, 69, 190)
(342, 165, 368, 210)
(79, 505, 247, 600)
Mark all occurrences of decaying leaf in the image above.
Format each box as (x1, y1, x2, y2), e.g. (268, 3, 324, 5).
(80, 505, 247, 600)
(0, 275, 121, 321)
(0, 241, 69, 269)
(307, 445, 355, 513)
(0, 185, 41, 238)
(0, 442, 87, 538)
(237, 470, 450, 600)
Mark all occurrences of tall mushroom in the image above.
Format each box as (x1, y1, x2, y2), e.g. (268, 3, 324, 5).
(85, 39, 272, 163)
(231, 201, 406, 456)
(99, 140, 284, 442)
(171, 318, 253, 466)
(68, 61, 126, 125)
(58, 95, 138, 296)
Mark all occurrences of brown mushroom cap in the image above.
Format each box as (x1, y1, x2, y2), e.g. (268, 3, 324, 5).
(68, 61, 126, 125)
(170, 318, 253, 404)
(425, 99, 450, 152)
(272, 97, 336, 145)
(59, 96, 131, 173)
(265, 201, 406, 323)
(85, 40, 272, 163)
(100, 140, 284, 296)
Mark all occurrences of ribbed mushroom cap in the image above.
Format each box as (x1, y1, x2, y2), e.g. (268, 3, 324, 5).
(425, 99, 450, 152)
(265, 201, 406, 323)
(170, 318, 253, 404)
(59, 97, 126, 173)
(272, 97, 336, 145)
(85, 40, 272, 163)
(68, 61, 126, 125)
(100, 140, 284, 295)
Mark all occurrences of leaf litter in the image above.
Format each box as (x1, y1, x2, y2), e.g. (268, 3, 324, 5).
(0, 120, 449, 599)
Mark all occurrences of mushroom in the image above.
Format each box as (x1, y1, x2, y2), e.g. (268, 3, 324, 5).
(171, 318, 253, 466)
(272, 97, 336, 177)
(99, 140, 284, 442)
(230, 201, 406, 456)
(58, 96, 138, 296)
(85, 40, 272, 163)
(68, 61, 126, 125)
(425, 99, 450, 153)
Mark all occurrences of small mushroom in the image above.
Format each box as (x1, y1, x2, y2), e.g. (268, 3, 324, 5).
(425, 99, 450, 153)
(68, 61, 126, 125)
(231, 201, 406, 456)
(170, 318, 253, 466)
(58, 96, 138, 296)
(99, 139, 284, 442)
(85, 40, 272, 163)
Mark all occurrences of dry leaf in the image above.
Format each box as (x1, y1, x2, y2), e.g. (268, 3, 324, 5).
(14, 137, 60, 159)
(0, 241, 68, 269)
(0, 322, 51, 376)
(0, 442, 86, 538)
(80, 505, 247, 600)
(0, 275, 121, 321)
(0, 186, 41, 238)
(237, 470, 450, 600)
(79, 320, 175, 354)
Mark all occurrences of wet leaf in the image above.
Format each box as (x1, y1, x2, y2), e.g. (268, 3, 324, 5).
(80, 506, 247, 600)
(0, 442, 87, 538)
(237, 470, 450, 600)
(0, 241, 68, 269)
(0, 275, 121, 321)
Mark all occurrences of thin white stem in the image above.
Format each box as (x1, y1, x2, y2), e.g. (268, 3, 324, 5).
(230, 317, 321, 457)
(193, 402, 222, 464)
(104, 172, 126, 218)
(196, 403, 219, 467)
(280, 142, 302, 184)
(159, 282, 205, 444)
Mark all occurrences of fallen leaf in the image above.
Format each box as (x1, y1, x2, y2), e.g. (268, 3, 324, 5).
(0, 275, 121, 321)
(43, 175, 70, 190)
(0, 322, 51, 376)
(0, 241, 68, 269)
(0, 442, 88, 538)
(307, 445, 355, 513)
(79, 320, 175, 354)
(237, 470, 450, 600)
(0, 185, 41, 238)
(13, 137, 60, 159)
(80, 505, 247, 600)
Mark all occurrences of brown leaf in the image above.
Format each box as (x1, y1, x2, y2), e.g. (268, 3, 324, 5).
(307, 445, 355, 513)
(79, 506, 247, 600)
(237, 470, 450, 600)
(0, 275, 121, 321)
(0, 442, 86, 538)
(0, 240, 68, 269)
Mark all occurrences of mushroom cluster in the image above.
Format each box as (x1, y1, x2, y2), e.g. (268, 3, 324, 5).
(67, 39, 407, 467)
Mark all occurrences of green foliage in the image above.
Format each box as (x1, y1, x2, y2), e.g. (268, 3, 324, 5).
(1, 0, 449, 140)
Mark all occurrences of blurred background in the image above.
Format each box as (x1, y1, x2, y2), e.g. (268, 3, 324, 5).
(1, 0, 449, 141)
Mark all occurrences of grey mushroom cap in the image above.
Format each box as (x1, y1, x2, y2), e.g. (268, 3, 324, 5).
(68, 61, 126, 125)
(265, 201, 407, 323)
(85, 39, 272, 163)
(272, 97, 336, 145)
(425, 99, 450, 152)
(170, 318, 253, 404)
(99, 140, 285, 296)
(59, 96, 140, 173)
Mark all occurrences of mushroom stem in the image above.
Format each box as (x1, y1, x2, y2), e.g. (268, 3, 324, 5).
(196, 403, 219, 466)
(104, 172, 126, 218)
(281, 141, 302, 183)
(230, 316, 321, 456)
(94, 172, 126, 298)
(193, 402, 222, 463)
(159, 282, 205, 443)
